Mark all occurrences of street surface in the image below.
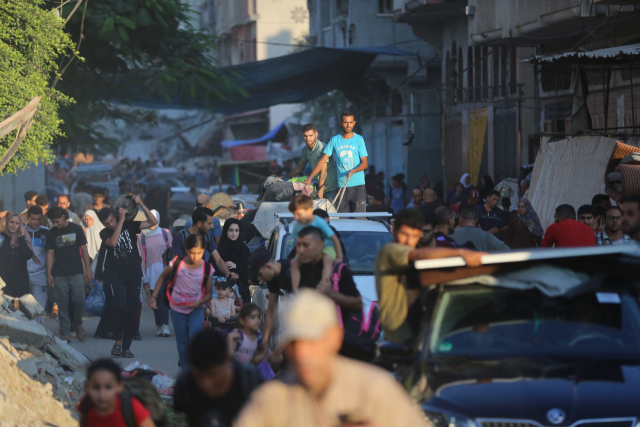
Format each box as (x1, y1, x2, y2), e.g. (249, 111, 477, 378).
(44, 303, 180, 379)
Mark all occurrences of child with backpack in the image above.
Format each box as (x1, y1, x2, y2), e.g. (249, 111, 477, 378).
(137, 210, 172, 337)
(79, 359, 156, 427)
(227, 303, 275, 380)
(150, 234, 213, 372)
(210, 277, 236, 324)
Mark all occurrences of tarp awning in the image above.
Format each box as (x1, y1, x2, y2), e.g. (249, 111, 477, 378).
(221, 120, 286, 148)
(131, 46, 417, 113)
(524, 43, 640, 64)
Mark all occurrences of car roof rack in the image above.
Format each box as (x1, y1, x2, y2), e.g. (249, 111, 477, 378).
(415, 244, 639, 270)
(274, 212, 392, 219)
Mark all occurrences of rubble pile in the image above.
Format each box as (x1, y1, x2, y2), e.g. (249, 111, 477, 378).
(0, 279, 89, 426)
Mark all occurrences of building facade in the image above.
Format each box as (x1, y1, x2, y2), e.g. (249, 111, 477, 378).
(395, 0, 640, 189)
(307, 0, 443, 190)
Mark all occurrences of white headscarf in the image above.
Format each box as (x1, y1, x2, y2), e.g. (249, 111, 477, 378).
(142, 210, 161, 237)
(460, 173, 473, 189)
(84, 210, 104, 260)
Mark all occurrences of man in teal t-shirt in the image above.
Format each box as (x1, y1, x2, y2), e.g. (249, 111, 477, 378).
(304, 112, 369, 212)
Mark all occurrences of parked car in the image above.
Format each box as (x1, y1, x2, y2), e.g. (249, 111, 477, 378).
(380, 244, 640, 425)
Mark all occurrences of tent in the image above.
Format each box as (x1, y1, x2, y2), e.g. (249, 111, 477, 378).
(528, 136, 618, 230)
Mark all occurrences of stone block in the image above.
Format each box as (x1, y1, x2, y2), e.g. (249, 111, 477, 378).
(45, 336, 89, 373)
(0, 314, 49, 348)
(16, 294, 44, 320)
(17, 358, 38, 377)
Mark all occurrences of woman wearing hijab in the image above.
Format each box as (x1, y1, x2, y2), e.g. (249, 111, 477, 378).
(83, 210, 104, 261)
(0, 213, 35, 297)
(478, 175, 495, 201)
(137, 210, 172, 337)
(504, 199, 544, 249)
(447, 172, 475, 202)
(217, 218, 251, 304)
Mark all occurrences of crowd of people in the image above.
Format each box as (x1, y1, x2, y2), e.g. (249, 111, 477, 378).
(6, 110, 640, 427)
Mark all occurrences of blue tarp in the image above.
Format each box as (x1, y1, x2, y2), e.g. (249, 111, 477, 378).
(221, 120, 287, 148)
(130, 46, 417, 113)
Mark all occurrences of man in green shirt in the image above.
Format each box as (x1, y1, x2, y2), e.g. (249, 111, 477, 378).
(375, 209, 483, 343)
(285, 123, 338, 200)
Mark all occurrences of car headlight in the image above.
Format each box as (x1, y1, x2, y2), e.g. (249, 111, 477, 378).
(424, 408, 479, 427)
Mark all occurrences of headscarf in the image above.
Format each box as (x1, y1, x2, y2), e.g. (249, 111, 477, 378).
(4, 213, 39, 264)
(217, 218, 250, 281)
(479, 175, 495, 200)
(460, 173, 473, 189)
(142, 210, 161, 237)
(84, 210, 105, 260)
(517, 199, 544, 237)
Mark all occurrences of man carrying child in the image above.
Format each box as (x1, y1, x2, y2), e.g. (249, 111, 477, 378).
(288, 195, 343, 292)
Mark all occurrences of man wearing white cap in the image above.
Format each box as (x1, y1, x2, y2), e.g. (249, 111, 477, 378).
(235, 289, 428, 427)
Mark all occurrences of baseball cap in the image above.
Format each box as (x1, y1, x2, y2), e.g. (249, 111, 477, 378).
(247, 247, 272, 285)
(468, 189, 481, 205)
(279, 289, 338, 346)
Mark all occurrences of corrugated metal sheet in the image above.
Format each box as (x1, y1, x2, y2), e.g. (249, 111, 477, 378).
(524, 43, 640, 64)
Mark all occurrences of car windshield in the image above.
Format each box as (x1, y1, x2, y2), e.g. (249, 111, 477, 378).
(428, 286, 640, 360)
(281, 231, 392, 274)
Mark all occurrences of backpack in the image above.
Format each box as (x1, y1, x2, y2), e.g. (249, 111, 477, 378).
(79, 377, 167, 427)
(162, 229, 211, 267)
(141, 228, 171, 268)
(331, 263, 381, 355)
(163, 256, 211, 307)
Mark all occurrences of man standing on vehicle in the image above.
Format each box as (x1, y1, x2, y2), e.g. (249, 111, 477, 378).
(172, 207, 231, 277)
(235, 289, 429, 427)
(98, 196, 157, 358)
(375, 209, 483, 343)
(596, 206, 630, 246)
(542, 204, 596, 248)
(183, 194, 223, 244)
(304, 112, 369, 213)
(285, 123, 339, 201)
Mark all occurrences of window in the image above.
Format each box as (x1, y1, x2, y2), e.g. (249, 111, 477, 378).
(474, 46, 482, 100)
(337, 0, 349, 16)
(482, 46, 488, 99)
(492, 46, 499, 98)
(378, 0, 393, 14)
(467, 47, 474, 101)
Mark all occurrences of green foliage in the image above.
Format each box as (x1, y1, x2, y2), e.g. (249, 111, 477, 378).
(54, 0, 245, 154)
(0, 0, 75, 173)
(294, 90, 355, 134)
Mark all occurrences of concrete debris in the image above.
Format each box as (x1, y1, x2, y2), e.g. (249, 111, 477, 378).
(0, 282, 89, 426)
(15, 294, 44, 321)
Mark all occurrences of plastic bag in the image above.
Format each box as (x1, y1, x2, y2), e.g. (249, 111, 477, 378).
(85, 281, 105, 316)
(151, 374, 175, 396)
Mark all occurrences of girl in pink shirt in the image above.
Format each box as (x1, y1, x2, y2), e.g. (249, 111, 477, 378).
(150, 234, 213, 372)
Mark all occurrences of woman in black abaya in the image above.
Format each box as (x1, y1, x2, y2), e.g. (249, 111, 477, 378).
(217, 219, 251, 304)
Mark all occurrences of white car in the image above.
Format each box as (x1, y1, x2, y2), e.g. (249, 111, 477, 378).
(266, 213, 393, 302)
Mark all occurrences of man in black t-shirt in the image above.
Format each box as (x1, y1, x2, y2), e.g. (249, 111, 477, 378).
(97, 195, 157, 358)
(45, 207, 92, 343)
(296, 227, 367, 360)
(247, 247, 291, 344)
(174, 328, 262, 427)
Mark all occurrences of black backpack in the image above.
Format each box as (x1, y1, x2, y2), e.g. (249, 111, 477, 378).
(80, 377, 167, 427)
(162, 229, 211, 267)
